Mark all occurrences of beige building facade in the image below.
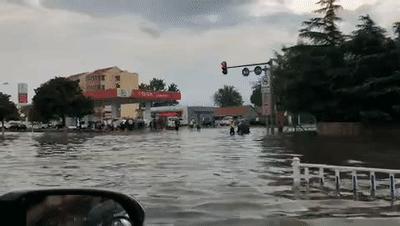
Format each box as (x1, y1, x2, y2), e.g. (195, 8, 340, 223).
(68, 66, 140, 119)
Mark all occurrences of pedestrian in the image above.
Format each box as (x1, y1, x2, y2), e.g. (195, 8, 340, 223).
(174, 118, 180, 131)
(229, 120, 235, 136)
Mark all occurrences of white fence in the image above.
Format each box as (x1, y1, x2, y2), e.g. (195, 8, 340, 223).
(292, 157, 400, 199)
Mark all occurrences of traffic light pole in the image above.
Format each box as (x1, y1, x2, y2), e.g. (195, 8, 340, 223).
(264, 66, 275, 135)
(221, 61, 276, 134)
(226, 62, 270, 69)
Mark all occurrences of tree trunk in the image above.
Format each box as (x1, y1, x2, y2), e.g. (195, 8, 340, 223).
(62, 115, 66, 128)
(1, 119, 5, 137)
(62, 115, 67, 132)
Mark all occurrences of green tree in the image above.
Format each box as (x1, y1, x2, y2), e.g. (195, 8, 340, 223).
(27, 105, 44, 123)
(250, 82, 262, 107)
(167, 83, 179, 92)
(299, 0, 344, 46)
(273, 43, 347, 121)
(164, 83, 180, 106)
(0, 92, 19, 136)
(340, 15, 400, 122)
(275, 11, 400, 123)
(139, 83, 150, 90)
(32, 77, 94, 127)
(149, 78, 166, 91)
(68, 95, 94, 123)
(213, 85, 243, 107)
(139, 79, 180, 107)
(273, 0, 348, 121)
(394, 22, 400, 41)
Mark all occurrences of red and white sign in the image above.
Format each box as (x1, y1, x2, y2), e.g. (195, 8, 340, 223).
(18, 94, 28, 104)
(85, 89, 181, 101)
(132, 90, 181, 101)
(85, 89, 118, 100)
(17, 83, 28, 104)
(158, 112, 181, 117)
(117, 88, 131, 97)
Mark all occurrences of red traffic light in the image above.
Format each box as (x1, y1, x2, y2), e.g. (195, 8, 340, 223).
(221, 61, 228, 75)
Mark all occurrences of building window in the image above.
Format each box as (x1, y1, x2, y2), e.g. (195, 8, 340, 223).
(101, 85, 105, 90)
(116, 83, 120, 88)
(115, 75, 120, 81)
(101, 75, 105, 81)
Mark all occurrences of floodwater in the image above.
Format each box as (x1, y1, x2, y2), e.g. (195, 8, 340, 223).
(1, 128, 400, 226)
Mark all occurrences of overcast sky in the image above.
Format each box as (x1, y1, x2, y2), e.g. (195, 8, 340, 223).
(0, 0, 399, 105)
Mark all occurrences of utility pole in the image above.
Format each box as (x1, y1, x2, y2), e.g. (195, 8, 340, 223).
(220, 61, 276, 134)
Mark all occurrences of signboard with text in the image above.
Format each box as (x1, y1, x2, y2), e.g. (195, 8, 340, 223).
(85, 89, 181, 101)
(132, 90, 181, 101)
(117, 88, 131, 97)
(17, 83, 28, 104)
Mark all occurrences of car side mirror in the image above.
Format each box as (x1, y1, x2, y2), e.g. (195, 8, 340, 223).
(0, 189, 145, 226)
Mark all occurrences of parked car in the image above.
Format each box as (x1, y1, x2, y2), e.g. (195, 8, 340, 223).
(8, 122, 27, 131)
(219, 116, 233, 126)
(166, 117, 179, 129)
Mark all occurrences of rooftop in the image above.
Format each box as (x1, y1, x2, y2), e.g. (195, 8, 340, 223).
(214, 105, 255, 117)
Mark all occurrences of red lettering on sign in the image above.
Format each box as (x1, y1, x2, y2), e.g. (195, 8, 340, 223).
(132, 90, 181, 101)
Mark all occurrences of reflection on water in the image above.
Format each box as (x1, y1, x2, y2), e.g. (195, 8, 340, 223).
(1, 128, 400, 225)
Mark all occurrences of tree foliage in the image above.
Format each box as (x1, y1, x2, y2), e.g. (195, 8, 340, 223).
(299, 0, 344, 46)
(139, 78, 180, 106)
(274, 5, 400, 123)
(32, 77, 94, 126)
(250, 82, 262, 107)
(167, 83, 179, 92)
(0, 92, 19, 123)
(213, 85, 243, 107)
(149, 78, 166, 91)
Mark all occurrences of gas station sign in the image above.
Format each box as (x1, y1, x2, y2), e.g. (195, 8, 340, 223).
(132, 90, 181, 101)
(17, 83, 28, 104)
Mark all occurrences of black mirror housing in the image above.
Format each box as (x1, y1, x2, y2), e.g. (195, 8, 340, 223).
(0, 188, 145, 226)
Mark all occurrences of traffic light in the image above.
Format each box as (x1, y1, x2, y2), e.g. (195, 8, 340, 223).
(242, 67, 250, 77)
(221, 61, 228, 75)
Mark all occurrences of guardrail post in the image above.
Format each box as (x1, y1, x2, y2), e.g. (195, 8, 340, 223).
(304, 167, 310, 184)
(390, 174, 396, 200)
(370, 172, 376, 197)
(352, 170, 358, 197)
(335, 169, 341, 195)
(292, 157, 301, 188)
(319, 167, 324, 186)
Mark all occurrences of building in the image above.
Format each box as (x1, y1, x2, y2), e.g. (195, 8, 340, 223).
(214, 105, 258, 122)
(68, 66, 140, 119)
(151, 106, 216, 125)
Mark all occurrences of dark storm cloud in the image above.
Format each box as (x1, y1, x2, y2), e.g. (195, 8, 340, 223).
(139, 24, 161, 38)
(37, 0, 261, 29)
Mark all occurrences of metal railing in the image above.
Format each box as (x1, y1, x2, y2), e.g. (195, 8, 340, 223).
(292, 157, 400, 199)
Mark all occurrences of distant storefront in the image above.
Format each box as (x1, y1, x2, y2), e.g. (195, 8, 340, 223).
(214, 105, 258, 122)
(151, 106, 216, 125)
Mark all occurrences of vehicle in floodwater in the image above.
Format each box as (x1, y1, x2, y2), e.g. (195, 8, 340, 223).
(237, 119, 250, 135)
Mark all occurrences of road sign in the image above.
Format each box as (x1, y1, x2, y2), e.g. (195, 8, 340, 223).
(254, 66, 263, 75)
(242, 67, 250, 77)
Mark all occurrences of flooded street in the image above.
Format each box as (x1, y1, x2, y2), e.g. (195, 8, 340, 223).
(1, 128, 400, 225)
